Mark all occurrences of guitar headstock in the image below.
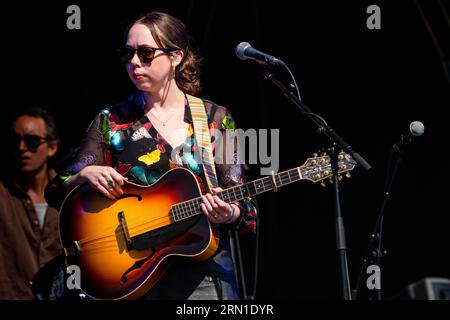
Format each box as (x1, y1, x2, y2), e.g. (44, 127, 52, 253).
(300, 151, 357, 186)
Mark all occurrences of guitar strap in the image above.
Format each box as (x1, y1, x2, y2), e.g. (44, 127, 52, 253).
(186, 94, 249, 299)
(186, 94, 219, 192)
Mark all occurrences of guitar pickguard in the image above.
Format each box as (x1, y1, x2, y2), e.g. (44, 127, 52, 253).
(130, 216, 200, 250)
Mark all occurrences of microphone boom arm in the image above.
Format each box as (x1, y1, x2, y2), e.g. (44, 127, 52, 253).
(260, 67, 372, 171)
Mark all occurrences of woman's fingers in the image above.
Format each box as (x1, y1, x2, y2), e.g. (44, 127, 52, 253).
(201, 196, 219, 223)
(201, 192, 233, 223)
(82, 166, 128, 199)
(109, 167, 128, 186)
(210, 188, 232, 214)
(211, 187, 223, 193)
(94, 179, 115, 199)
(201, 195, 213, 212)
(205, 193, 218, 210)
(201, 203, 222, 223)
(213, 195, 229, 211)
(101, 172, 123, 196)
(99, 176, 120, 198)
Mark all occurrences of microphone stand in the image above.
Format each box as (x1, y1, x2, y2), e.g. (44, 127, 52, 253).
(352, 147, 404, 300)
(259, 67, 372, 300)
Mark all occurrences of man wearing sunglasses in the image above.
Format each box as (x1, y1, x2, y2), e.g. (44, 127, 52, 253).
(0, 106, 62, 299)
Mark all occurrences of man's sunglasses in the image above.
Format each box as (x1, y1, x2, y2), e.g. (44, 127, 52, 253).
(117, 45, 177, 64)
(12, 134, 49, 151)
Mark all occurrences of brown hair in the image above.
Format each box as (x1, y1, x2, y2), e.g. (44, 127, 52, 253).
(130, 11, 202, 96)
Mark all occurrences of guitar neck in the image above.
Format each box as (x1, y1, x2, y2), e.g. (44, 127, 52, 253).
(218, 167, 305, 201)
(170, 166, 305, 222)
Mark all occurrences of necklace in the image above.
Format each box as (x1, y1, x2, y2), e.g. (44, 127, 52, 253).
(149, 109, 175, 126)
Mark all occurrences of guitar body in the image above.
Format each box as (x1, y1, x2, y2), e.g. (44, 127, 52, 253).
(59, 168, 218, 300)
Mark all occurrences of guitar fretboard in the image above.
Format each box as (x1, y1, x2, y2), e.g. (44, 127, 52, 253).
(170, 167, 306, 222)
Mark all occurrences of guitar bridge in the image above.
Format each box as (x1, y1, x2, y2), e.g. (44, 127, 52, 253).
(118, 211, 133, 251)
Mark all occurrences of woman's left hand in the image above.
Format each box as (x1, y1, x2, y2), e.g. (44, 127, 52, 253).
(201, 187, 240, 224)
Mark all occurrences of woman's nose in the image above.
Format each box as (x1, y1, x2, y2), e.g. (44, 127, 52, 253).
(129, 51, 141, 66)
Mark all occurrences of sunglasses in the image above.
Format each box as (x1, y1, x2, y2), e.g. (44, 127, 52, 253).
(117, 45, 177, 64)
(12, 134, 49, 151)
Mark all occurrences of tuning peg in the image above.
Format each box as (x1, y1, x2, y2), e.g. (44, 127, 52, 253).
(346, 172, 351, 179)
(338, 153, 344, 160)
(321, 152, 327, 157)
(313, 153, 318, 157)
(320, 181, 326, 187)
(328, 177, 334, 184)
(338, 175, 343, 181)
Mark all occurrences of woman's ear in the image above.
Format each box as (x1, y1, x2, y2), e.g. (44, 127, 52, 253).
(171, 50, 184, 67)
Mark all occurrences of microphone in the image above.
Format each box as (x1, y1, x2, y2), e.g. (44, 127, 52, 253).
(392, 121, 425, 152)
(235, 42, 285, 67)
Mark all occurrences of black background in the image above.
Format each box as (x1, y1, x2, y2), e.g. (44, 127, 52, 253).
(1, 0, 449, 300)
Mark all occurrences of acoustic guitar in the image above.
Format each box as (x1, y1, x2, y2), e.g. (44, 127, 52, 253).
(59, 151, 356, 299)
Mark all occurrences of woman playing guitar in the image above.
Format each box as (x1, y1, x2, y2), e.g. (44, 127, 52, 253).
(45, 10, 257, 300)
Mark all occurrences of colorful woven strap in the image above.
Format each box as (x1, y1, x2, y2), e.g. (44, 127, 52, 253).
(186, 94, 219, 191)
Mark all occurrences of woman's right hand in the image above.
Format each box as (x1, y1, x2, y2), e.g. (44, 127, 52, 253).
(78, 166, 128, 199)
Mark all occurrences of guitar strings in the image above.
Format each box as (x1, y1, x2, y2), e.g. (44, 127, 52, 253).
(77, 196, 208, 248)
(77, 210, 202, 252)
(77, 211, 192, 247)
(75, 197, 203, 246)
(80, 174, 302, 254)
(76, 196, 205, 246)
(73, 176, 288, 250)
(75, 177, 279, 248)
(71, 166, 344, 253)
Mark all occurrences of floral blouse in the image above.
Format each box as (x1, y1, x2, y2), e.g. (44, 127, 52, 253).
(45, 93, 257, 234)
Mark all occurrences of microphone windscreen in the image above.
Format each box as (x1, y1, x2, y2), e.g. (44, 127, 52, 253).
(235, 42, 251, 60)
(410, 121, 425, 137)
